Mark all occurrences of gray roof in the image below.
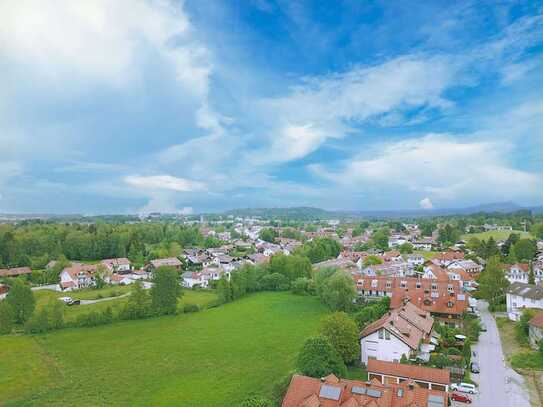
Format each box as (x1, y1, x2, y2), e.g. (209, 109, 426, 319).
(508, 282, 543, 300)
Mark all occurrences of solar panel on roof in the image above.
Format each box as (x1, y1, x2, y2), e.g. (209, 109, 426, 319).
(366, 389, 382, 398)
(427, 394, 445, 407)
(319, 384, 341, 401)
(352, 386, 367, 395)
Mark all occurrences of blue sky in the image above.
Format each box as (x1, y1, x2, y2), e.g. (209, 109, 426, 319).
(1, 0, 542, 214)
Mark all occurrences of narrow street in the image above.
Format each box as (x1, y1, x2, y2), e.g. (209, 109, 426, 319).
(470, 301, 530, 407)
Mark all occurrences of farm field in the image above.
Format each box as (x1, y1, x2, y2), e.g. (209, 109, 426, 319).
(461, 230, 532, 241)
(0, 292, 327, 406)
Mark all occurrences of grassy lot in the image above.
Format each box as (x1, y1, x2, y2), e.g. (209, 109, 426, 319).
(32, 286, 218, 323)
(496, 317, 543, 407)
(461, 230, 532, 241)
(0, 292, 327, 406)
(413, 250, 440, 260)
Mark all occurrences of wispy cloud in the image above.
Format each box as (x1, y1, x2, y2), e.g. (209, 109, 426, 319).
(124, 175, 207, 192)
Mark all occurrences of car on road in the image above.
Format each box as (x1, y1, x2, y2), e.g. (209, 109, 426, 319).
(471, 362, 480, 373)
(451, 392, 472, 403)
(480, 323, 487, 332)
(451, 383, 478, 394)
(58, 296, 80, 306)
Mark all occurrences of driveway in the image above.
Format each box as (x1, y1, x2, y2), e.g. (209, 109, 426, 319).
(466, 301, 530, 407)
(80, 292, 130, 305)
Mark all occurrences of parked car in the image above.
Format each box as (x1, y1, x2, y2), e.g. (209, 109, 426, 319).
(480, 324, 487, 332)
(451, 392, 472, 403)
(451, 383, 478, 394)
(58, 296, 80, 306)
(471, 362, 480, 373)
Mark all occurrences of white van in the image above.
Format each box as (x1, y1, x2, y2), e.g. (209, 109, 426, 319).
(451, 382, 478, 394)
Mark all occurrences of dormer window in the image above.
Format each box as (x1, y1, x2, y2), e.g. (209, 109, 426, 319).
(431, 283, 437, 290)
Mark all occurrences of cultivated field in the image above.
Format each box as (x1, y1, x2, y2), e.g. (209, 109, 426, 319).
(0, 292, 327, 406)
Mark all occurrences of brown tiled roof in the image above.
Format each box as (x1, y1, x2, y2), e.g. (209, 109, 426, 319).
(360, 303, 433, 350)
(367, 360, 450, 385)
(149, 257, 182, 267)
(281, 374, 448, 407)
(0, 267, 32, 277)
(529, 312, 543, 328)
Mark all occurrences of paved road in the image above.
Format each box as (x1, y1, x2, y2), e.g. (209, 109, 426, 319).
(470, 301, 530, 407)
(80, 292, 130, 305)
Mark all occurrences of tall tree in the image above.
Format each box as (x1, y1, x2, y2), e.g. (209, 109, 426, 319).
(151, 266, 182, 315)
(319, 312, 359, 365)
(320, 271, 357, 312)
(6, 279, 36, 324)
(0, 301, 15, 334)
(478, 256, 510, 309)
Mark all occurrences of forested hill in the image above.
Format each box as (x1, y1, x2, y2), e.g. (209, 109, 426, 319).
(223, 207, 334, 220)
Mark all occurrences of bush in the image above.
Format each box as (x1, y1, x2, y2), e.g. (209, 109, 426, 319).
(291, 277, 314, 295)
(183, 303, 200, 313)
(516, 309, 537, 345)
(260, 273, 290, 291)
(239, 396, 273, 407)
(24, 309, 49, 334)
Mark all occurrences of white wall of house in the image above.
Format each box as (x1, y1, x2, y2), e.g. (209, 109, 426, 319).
(360, 329, 411, 365)
(506, 293, 543, 321)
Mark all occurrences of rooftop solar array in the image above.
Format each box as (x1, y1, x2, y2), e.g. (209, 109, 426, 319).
(366, 388, 382, 398)
(352, 386, 367, 395)
(319, 384, 341, 401)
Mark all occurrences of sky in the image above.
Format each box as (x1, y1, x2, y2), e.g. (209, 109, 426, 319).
(1, 0, 542, 214)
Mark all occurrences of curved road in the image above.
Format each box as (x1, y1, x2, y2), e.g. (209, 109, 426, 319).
(471, 301, 530, 407)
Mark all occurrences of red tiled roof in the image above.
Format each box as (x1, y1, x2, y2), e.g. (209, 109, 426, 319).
(367, 360, 450, 385)
(281, 374, 448, 407)
(529, 312, 543, 328)
(0, 267, 32, 277)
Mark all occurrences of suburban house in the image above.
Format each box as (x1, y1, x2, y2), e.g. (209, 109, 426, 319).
(447, 259, 482, 274)
(529, 312, 543, 348)
(0, 283, 8, 299)
(367, 359, 450, 392)
(422, 264, 449, 282)
(506, 263, 543, 284)
(360, 302, 434, 365)
(412, 238, 435, 251)
(145, 257, 182, 272)
(100, 258, 131, 274)
(182, 266, 230, 288)
(60, 264, 98, 290)
(432, 251, 464, 267)
(407, 254, 425, 268)
(281, 373, 448, 407)
(506, 282, 543, 321)
(354, 276, 469, 328)
(0, 267, 32, 278)
(315, 258, 359, 272)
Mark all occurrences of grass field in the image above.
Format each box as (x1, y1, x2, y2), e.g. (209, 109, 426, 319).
(413, 250, 440, 260)
(461, 230, 532, 241)
(32, 286, 218, 323)
(0, 292, 327, 406)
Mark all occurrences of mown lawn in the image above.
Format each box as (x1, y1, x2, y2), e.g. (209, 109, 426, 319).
(1, 292, 327, 406)
(461, 230, 532, 241)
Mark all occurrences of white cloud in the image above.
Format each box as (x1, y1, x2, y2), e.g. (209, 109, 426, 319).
(311, 134, 543, 205)
(0, 0, 210, 96)
(419, 197, 434, 209)
(178, 206, 194, 215)
(124, 175, 206, 192)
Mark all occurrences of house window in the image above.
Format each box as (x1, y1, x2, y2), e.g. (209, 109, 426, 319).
(385, 330, 390, 340)
(379, 329, 384, 339)
(386, 281, 392, 289)
(431, 283, 437, 290)
(400, 281, 407, 288)
(416, 282, 421, 289)
(371, 280, 378, 288)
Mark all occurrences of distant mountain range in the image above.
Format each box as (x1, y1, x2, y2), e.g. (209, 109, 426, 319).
(223, 202, 543, 220)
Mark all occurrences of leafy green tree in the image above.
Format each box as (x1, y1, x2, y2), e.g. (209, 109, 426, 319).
(531, 223, 543, 240)
(398, 243, 413, 254)
(48, 300, 64, 330)
(217, 275, 233, 303)
(478, 256, 510, 310)
(268, 254, 311, 282)
(516, 308, 536, 344)
(295, 237, 341, 263)
(260, 273, 289, 291)
(24, 308, 49, 334)
(371, 229, 390, 251)
(319, 312, 359, 364)
(512, 239, 537, 262)
(502, 233, 520, 258)
(6, 279, 36, 324)
(151, 266, 182, 315)
(297, 336, 346, 378)
(320, 271, 357, 312)
(122, 280, 151, 319)
(0, 301, 15, 334)
(291, 277, 315, 295)
(259, 228, 278, 243)
(363, 255, 383, 267)
(314, 267, 339, 298)
(437, 224, 461, 246)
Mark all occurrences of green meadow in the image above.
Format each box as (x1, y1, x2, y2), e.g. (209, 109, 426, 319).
(1, 292, 327, 406)
(461, 230, 532, 241)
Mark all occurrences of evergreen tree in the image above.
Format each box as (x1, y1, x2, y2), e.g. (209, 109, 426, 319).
(528, 261, 535, 285)
(6, 279, 36, 324)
